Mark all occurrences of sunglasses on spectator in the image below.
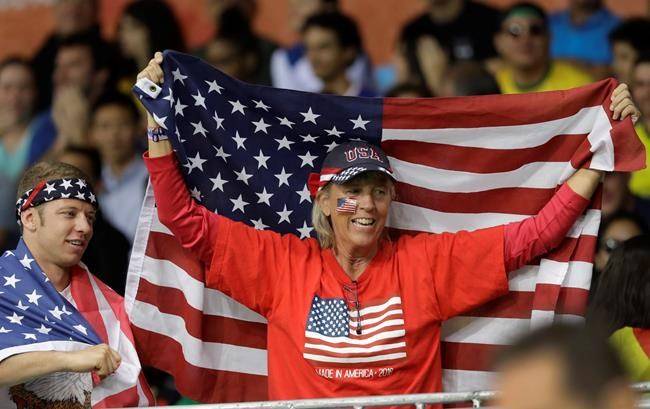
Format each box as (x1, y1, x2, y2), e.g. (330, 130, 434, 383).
(504, 22, 547, 38)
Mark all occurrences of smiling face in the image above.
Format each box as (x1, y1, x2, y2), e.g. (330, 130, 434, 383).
(21, 199, 96, 274)
(317, 172, 393, 256)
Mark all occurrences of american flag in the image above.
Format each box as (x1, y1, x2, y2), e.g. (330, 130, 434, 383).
(303, 295, 406, 365)
(0, 240, 153, 407)
(127, 50, 644, 402)
(335, 197, 358, 213)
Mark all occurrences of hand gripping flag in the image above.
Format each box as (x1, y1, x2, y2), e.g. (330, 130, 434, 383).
(0, 240, 153, 407)
(127, 50, 645, 402)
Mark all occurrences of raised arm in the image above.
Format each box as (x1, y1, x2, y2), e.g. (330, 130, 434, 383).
(504, 83, 641, 271)
(137, 52, 220, 264)
(0, 344, 120, 387)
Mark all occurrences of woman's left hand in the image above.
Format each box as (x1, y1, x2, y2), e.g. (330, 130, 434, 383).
(611, 83, 640, 123)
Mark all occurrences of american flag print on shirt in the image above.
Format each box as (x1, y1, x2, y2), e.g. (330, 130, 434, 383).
(128, 50, 644, 402)
(304, 296, 406, 365)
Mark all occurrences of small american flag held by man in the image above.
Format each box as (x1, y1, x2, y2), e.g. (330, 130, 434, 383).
(336, 197, 358, 213)
(304, 296, 406, 365)
(127, 51, 644, 402)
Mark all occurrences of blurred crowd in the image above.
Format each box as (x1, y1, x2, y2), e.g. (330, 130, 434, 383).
(1, 0, 650, 405)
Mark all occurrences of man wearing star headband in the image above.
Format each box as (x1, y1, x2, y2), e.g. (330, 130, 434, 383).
(0, 161, 152, 408)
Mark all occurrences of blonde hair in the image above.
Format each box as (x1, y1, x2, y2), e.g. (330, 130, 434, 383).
(311, 172, 396, 249)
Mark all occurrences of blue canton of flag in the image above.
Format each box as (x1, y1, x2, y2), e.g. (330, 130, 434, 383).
(306, 296, 349, 337)
(133, 50, 383, 237)
(0, 240, 101, 360)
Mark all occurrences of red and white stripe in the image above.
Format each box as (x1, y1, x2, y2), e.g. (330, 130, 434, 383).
(303, 296, 406, 365)
(125, 79, 645, 401)
(71, 265, 154, 407)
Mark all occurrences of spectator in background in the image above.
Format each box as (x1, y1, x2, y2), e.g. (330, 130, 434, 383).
(31, 0, 119, 111)
(49, 34, 113, 151)
(57, 146, 132, 296)
(628, 53, 650, 205)
(0, 59, 54, 251)
(494, 2, 593, 94)
(549, 0, 619, 79)
(400, 0, 500, 63)
(201, 7, 268, 84)
(608, 18, 650, 85)
(438, 61, 501, 96)
(270, 0, 374, 93)
(117, 0, 186, 87)
(204, 0, 275, 85)
(89, 93, 147, 244)
(495, 324, 636, 409)
(589, 235, 650, 382)
(302, 11, 375, 97)
(594, 211, 645, 274)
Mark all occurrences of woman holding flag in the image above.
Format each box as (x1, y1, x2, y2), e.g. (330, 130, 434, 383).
(136, 51, 641, 403)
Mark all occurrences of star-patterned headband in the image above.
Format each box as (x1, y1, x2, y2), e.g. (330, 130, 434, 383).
(15, 178, 98, 220)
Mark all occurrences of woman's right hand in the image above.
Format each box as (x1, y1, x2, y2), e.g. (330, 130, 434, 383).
(137, 51, 164, 85)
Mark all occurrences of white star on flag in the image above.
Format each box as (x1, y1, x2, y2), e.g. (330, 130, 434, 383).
(73, 324, 88, 335)
(230, 195, 249, 213)
(296, 185, 312, 203)
(234, 167, 253, 185)
(172, 67, 188, 84)
(36, 324, 52, 335)
(350, 114, 370, 130)
(229, 100, 247, 115)
(298, 151, 317, 167)
(192, 90, 207, 109)
(75, 179, 87, 189)
(253, 150, 271, 169)
(297, 221, 314, 239)
(4, 274, 20, 288)
(325, 126, 344, 137)
(277, 116, 294, 128)
(175, 99, 188, 116)
(233, 131, 247, 150)
(253, 99, 270, 111)
(276, 205, 293, 224)
(251, 218, 269, 230)
(252, 118, 271, 134)
(26, 289, 43, 305)
(274, 136, 294, 150)
(205, 79, 223, 94)
(190, 120, 208, 137)
(274, 167, 292, 187)
(213, 111, 225, 129)
(23, 333, 36, 340)
(153, 113, 168, 129)
(300, 107, 320, 124)
(7, 312, 24, 325)
(190, 187, 202, 201)
(255, 188, 274, 206)
(209, 173, 228, 192)
(214, 146, 231, 162)
(185, 152, 207, 174)
(19, 255, 33, 269)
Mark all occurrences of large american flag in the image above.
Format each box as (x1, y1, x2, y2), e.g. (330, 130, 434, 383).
(126, 50, 644, 402)
(0, 240, 153, 407)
